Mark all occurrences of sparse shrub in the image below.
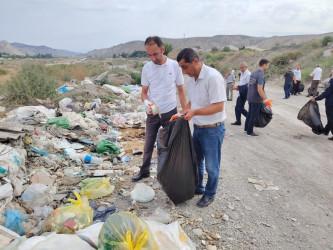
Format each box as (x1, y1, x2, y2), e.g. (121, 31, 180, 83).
(309, 40, 320, 49)
(130, 72, 141, 85)
(3, 63, 58, 104)
(321, 36, 333, 47)
(0, 68, 8, 75)
(239, 46, 245, 50)
(63, 73, 71, 81)
(222, 46, 231, 52)
(134, 61, 144, 69)
(211, 46, 219, 53)
(99, 78, 112, 86)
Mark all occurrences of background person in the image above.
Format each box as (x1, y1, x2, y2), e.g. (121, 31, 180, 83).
(307, 64, 322, 97)
(283, 67, 294, 99)
(224, 68, 235, 101)
(231, 62, 251, 125)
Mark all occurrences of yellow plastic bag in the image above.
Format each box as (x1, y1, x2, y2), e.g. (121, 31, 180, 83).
(98, 212, 159, 250)
(42, 192, 93, 234)
(81, 177, 115, 200)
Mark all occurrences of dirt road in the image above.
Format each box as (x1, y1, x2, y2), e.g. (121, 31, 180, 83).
(115, 83, 332, 249)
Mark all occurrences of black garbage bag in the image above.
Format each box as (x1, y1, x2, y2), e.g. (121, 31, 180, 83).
(254, 103, 273, 128)
(299, 82, 304, 92)
(297, 101, 325, 135)
(157, 117, 198, 204)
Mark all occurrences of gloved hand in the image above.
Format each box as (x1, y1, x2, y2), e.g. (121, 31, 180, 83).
(169, 113, 181, 122)
(144, 99, 153, 114)
(294, 80, 297, 84)
(264, 99, 272, 108)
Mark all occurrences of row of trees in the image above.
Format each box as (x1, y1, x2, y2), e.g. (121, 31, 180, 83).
(0, 52, 53, 59)
(112, 43, 173, 58)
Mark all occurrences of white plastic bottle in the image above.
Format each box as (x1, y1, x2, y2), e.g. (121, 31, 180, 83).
(69, 153, 103, 165)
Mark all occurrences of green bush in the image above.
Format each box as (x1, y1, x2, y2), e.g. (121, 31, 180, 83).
(211, 46, 219, 53)
(321, 36, 333, 47)
(222, 46, 231, 52)
(134, 61, 144, 69)
(3, 63, 59, 104)
(0, 68, 8, 75)
(163, 43, 173, 56)
(63, 73, 71, 81)
(130, 72, 141, 85)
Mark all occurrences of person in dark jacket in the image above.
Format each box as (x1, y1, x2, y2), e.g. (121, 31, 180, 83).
(283, 67, 294, 99)
(311, 77, 333, 140)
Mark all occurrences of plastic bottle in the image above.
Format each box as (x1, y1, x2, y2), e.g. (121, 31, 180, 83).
(69, 153, 103, 165)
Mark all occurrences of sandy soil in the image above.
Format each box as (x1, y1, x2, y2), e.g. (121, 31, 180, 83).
(114, 83, 332, 250)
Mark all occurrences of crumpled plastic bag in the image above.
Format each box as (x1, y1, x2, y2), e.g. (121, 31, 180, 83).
(5, 210, 28, 236)
(42, 192, 93, 234)
(130, 183, 155, 203)
(96, 140, 120, 155)
(21, 184, 56, 208)
(145, 220, 196, 250)
(0, 144, 26, 196)
(98, 212, 158, 250)
(45, 116, 70, 129)
(81, 177, 115, 200)
(0, 106, 55, 125)
(62, 112, 99, 131)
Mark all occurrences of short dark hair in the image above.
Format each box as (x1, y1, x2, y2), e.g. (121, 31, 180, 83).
(144, 36, 163, 47)
(259, 59, 270, 66)
(177, 48, 199, 63)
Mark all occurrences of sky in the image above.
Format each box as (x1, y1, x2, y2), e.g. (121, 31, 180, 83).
(1, 0, 333, 53)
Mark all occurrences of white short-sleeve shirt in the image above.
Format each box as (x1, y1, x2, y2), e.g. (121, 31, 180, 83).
(310, 67, 322, 80)
(239, 69, 251, 86)
(141, 58, 184, 114)
(187, 63, 227, 125)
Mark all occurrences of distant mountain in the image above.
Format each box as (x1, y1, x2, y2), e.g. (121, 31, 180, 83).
(0, 41, 81, 57)
(86, 32, 333, 58)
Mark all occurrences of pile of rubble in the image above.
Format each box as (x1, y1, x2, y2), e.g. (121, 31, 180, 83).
(0, 77, 195, 249)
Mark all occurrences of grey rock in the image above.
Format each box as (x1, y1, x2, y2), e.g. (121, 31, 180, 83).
(193, 228, 204, 237)
(226, 209, 239, 220)
(222, 214, 229, 221)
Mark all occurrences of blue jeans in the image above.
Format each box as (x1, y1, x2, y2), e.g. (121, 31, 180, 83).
(244, 102, 261, 134)
(235, 85, 248, 123)
(284, 83, 291, 99)
(193, 123, 225, 198)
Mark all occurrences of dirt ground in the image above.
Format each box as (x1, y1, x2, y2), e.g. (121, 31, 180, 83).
(112, 83, 332, 250)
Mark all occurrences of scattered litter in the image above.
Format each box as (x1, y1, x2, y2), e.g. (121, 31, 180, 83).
(130, 183, 155, 203)
(81, 177, 115, 199)
(248, 178, 280, 191)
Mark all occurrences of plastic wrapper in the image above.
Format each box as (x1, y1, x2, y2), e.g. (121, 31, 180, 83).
(4, 210, 28, 236)
(96, 140, 120, 155)
(98, 212, 159, 250)
(21, 184, 56, 208)
(45, 116, 70, 129)
(42, 192, 93, 234)
(130, 183, 155, 203)
(297, 100, 325, 134)
(81, 177, 115, 200)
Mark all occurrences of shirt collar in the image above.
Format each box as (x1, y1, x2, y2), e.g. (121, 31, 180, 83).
(197, 63, 206, 81)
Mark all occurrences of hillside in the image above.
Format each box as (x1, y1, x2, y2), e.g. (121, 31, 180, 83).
(86, 32, 333, 58)
(0, 41, 81, 57)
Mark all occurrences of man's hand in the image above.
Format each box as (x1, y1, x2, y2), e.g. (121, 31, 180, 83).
(144, 99, 153, 114)
(311, 98, 316, 103)
(184, 109, 196, 120)
(264, 99, 272, 108)
(169, 113, 181, 122)
(232, 86, 239, 91)
(294, 80, 297, 84)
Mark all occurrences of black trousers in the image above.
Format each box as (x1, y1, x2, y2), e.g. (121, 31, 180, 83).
(244, 102, 261, 135)
(325, 105, 333, 135)
(140, 107, 177, 174)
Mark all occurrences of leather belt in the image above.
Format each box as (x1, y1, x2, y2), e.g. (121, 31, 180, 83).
(196, 122, 222, 128)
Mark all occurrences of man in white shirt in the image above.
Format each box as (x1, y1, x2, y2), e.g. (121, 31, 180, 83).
(132, 36, 187, 182)
(292, 65, 302, 95)
(231, 62, 251, 125)
(176, 48, 226, 207)
(307, 64, 322, 97)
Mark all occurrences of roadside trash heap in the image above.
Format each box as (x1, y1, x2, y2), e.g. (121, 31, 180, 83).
(0, 80, 196, 250)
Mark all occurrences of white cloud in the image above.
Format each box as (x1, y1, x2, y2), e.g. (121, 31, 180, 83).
(0, 0, 332, 52)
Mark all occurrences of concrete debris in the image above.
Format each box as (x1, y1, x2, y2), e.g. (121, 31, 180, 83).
(248, 177, 280, 191)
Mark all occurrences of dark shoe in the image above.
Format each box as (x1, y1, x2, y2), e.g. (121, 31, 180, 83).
(306, 95, 310, 97)
(132, 172, 150, 182)
(197, 195, 214, 207)
(247, 132, 259, 136)
(328, 137, 333, 141)
(231, 122, 241, 126)
(195, 190, 204, 195)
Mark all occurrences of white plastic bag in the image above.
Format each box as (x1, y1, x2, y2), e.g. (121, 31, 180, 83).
(146, 220, 196, 250)
(21, 184, 56, 208)
(76, 222, 104, 248)
(130, 183, 155, 203)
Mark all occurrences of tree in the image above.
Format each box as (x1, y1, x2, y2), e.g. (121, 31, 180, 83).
(321, 36, 333, 47)
(163, 43, 173, 56)
(211, 46, 218, 53)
